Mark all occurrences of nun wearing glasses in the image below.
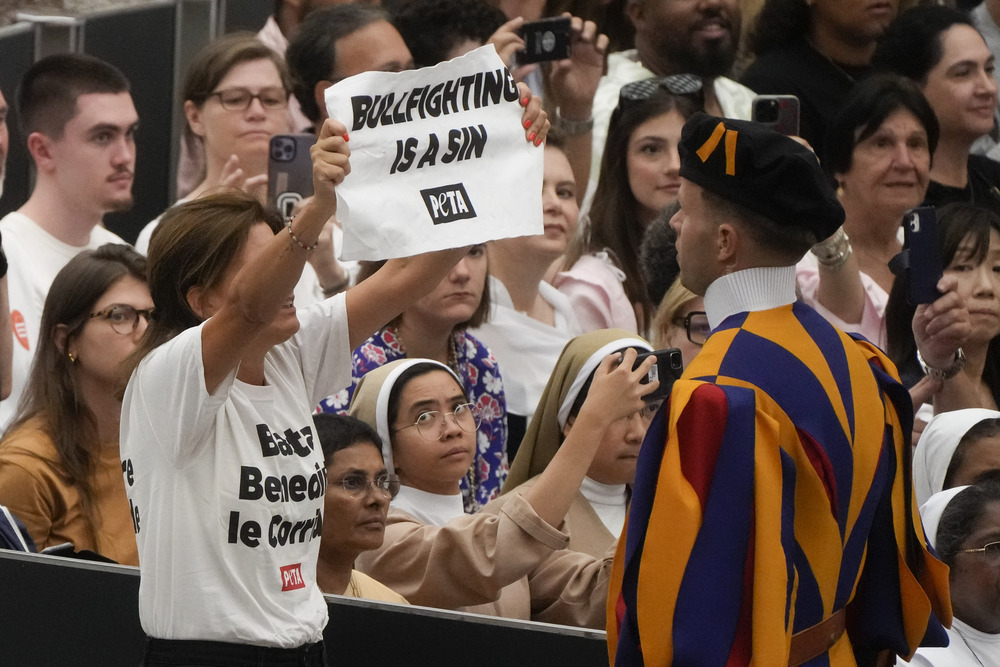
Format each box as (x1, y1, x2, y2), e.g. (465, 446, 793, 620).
(348, 354, 655, 627)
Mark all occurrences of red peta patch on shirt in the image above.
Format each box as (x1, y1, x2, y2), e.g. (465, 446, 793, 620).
(280, 563, 305, 591)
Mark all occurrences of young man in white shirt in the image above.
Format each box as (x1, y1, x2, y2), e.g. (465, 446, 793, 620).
(0, 54, 135, 429)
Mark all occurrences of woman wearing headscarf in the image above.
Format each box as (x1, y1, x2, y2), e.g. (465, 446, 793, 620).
(347, 353, 654, 626)
(903, 482, 1000, 666)
(499, 329, 658, 558)
(914, 408, 1000, 506)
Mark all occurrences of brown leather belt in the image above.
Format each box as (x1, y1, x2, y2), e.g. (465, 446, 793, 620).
(788, 608, 846, 666)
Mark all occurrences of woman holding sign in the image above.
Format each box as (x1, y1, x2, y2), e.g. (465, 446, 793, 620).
(121, 89, 547, 664)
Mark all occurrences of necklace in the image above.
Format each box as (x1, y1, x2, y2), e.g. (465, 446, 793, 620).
(954, 625, 986, 667)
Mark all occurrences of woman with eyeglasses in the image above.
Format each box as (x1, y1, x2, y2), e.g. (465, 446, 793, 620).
(651, 276, 707, 369)
(137, 33, 291, 254)
(556, 76, 701, 335)
(499, 330, 661, 559)
(136, 32, 349, 305)
(313, 413, 408, 603)
(906, 480, 1000, 665)
(348, 353, 654, 625)
(0, 244, 150, 565)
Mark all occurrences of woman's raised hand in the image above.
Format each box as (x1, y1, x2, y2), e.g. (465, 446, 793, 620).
(913, 274, 971, 370)
(516, 82, 549, 147)
(310, 118, 352, 209)
(583, 348, 658, 424)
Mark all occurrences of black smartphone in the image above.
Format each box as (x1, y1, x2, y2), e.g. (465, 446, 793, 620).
(903, 206, 944, 305)
(516, 16, 571, 65)
(268, 134, 316, 221)
(751, 95, 800, 136)
(632, 348, 684, 402)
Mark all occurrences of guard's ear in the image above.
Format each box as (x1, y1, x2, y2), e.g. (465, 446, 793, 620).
(716, 222, 739, 266)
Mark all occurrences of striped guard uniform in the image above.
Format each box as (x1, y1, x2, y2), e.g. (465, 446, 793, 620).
(608, 301, 952, 666)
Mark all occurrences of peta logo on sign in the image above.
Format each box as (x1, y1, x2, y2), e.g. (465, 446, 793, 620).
(420, 183, 477, 225)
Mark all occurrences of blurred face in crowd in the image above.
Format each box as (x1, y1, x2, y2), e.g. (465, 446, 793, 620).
(836, 108, 930, 218)
(943, 228, 1000, 347)
(627, 109, 685, 222)
(0, 88, 8, 198)
(37, 92, 138, 217)
(662, 296, 707, 369)
(321, 442, 391, 561)
(196, 223, 301, 348)
(948, 434, 1000, 489)
(185, 58, 291, 174)
(949, 499, 1000, 633)
(628, 0, 741, 78)
(565, 382, 660, 486)
(64, 274, 152, 394)
(390, 370, 477, 495)
(405, 245, 487, 333)
(921, 25, 997, 144)
(490, 144, 578, 268)
(809, 0, 898, 47)
(332, 20, 413, 82)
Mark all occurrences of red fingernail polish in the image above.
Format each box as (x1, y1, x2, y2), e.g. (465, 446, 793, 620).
(534, 136, 543, 146)
(524, 119, 532, 129)
(521, 96, 530, 106)
(342, 132, 349, 141)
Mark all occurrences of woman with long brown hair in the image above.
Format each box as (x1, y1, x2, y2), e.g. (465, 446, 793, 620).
(0, 244, 151, 564)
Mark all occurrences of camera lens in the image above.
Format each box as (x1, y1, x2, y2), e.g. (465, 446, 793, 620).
(755, 99, 780, 124)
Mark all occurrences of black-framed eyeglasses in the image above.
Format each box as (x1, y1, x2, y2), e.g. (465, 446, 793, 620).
(336, 473, 401, 499)
(89, 304, 154, 335)
(956, 540, 1000, 564)
(393, 403, 481, 441)
(673, 311, 710, 346)
(617, 74, 704, 113)
(208, 86, 289, 112)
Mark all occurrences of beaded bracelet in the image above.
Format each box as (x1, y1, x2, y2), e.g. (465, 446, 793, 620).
(286, 219, 318, 252)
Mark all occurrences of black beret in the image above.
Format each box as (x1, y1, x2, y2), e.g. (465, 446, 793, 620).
(678, 112, 844, 240)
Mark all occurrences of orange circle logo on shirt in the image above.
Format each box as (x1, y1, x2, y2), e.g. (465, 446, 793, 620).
(11, 310, 29, 350)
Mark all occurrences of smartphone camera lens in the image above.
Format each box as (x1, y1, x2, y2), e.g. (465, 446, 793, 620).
(271, 138, 296, 162)
(755, 99, 780, 123)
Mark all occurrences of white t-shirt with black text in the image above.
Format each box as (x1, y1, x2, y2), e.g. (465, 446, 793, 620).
(120, 294, 351, 647)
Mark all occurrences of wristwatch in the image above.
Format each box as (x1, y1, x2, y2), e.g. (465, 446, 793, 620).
(917, 347, 966, 381)
(555, 107, 594, 135)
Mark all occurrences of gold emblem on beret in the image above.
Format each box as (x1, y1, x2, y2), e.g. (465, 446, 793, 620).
(695, 122, 738, 176)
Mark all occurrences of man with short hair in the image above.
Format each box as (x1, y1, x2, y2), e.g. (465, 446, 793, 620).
(285, 3, 414, 132)
(586, 0, 755, 195)
(0, 54, 134, 427)
(607, 114, 952, 665)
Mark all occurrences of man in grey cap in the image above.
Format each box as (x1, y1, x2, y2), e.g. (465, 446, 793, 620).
(608, 113, 951, 667)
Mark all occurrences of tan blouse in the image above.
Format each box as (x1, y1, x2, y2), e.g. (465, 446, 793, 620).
(0, 416, 138, 565)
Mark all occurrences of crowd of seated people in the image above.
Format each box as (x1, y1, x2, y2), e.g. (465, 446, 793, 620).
(7, 0, 1000, 663)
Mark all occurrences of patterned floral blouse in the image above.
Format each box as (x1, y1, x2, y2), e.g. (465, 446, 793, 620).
(318, 326, 509, 513)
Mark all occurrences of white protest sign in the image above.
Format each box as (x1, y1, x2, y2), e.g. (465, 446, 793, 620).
(325, 45, 543, 261)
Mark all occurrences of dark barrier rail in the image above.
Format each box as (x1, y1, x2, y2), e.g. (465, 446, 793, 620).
(0, 550, 609, 666)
